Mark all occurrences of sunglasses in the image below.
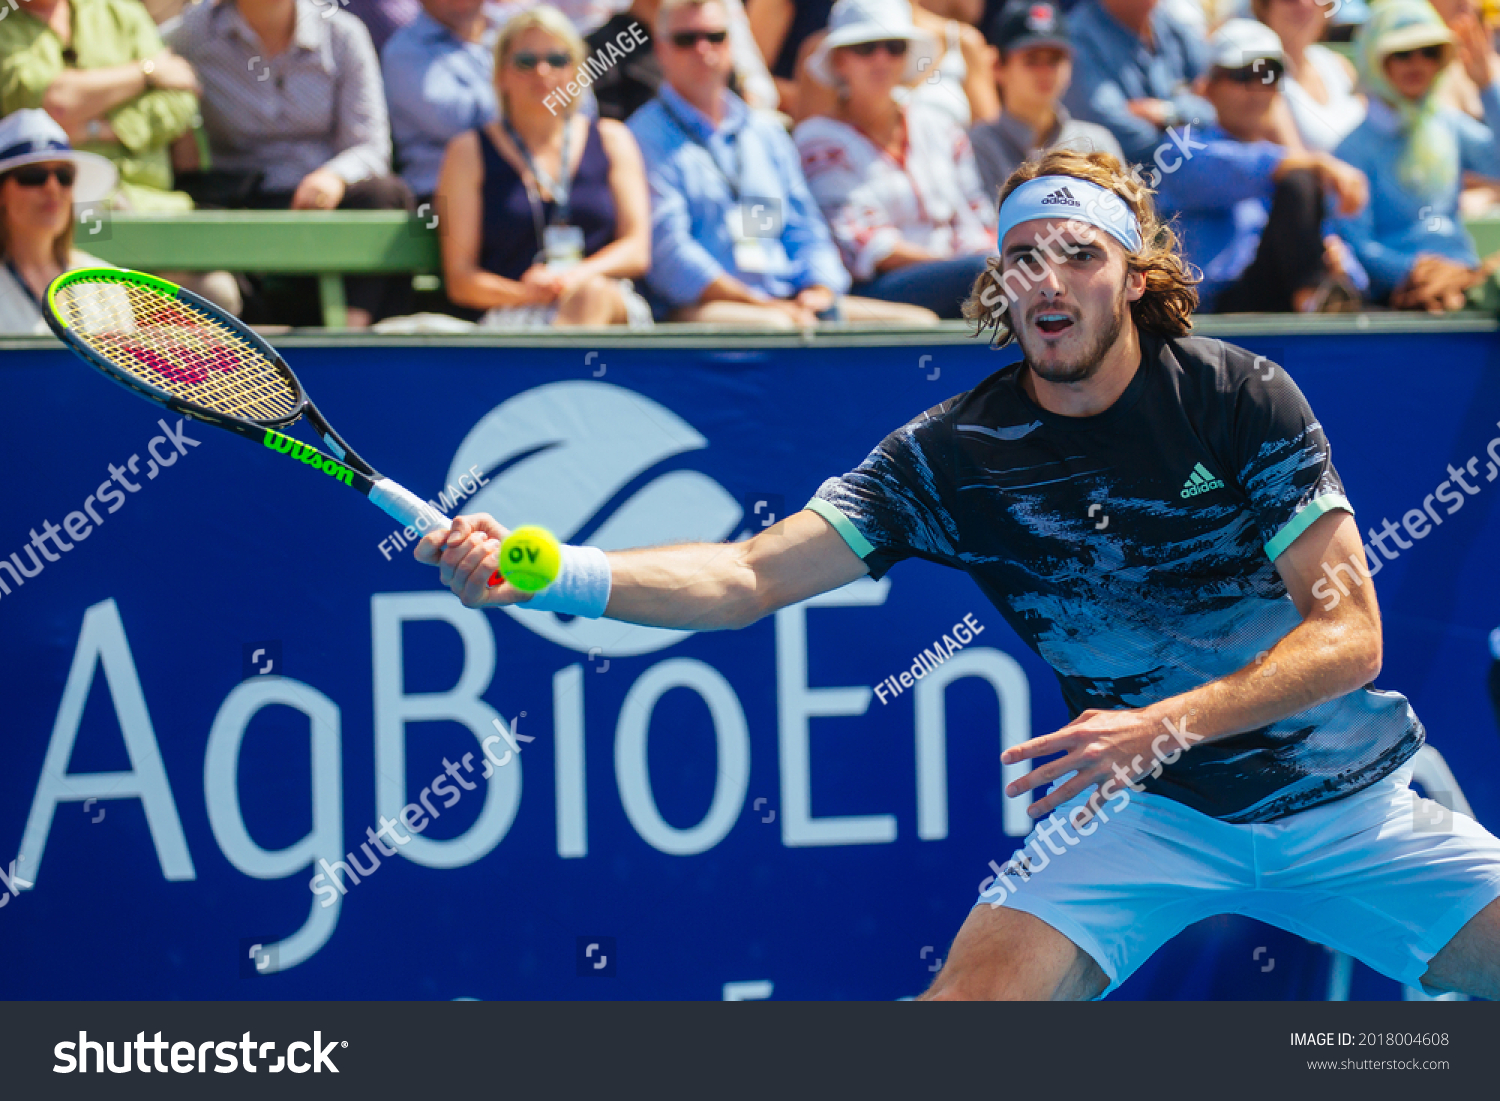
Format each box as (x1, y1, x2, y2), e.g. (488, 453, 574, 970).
(669, 29, 728, 47)
(8, 164, 77, 188)
(848, 38, 910, 57)
(511, 51, 573, 71)
(1218, 59, 1284, 84)
(1389, 44, 1446, 62)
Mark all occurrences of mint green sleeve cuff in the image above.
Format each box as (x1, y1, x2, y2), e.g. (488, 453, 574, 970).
(1264, 492, 1353, 561)
(804, 497, 875, 558)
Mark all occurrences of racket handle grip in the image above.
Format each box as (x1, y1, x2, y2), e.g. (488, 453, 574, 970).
(370, 478, 501, 589)
(369, 478, 451, 530)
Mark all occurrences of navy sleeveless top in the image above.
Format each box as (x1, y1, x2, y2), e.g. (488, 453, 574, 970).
(477, 118, 618, 281)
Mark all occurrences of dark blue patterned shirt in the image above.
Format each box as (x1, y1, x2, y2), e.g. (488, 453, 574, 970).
(809, 333, 1422, 822)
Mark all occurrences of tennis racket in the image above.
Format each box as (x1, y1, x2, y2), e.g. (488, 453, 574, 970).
(43, 267, 467, 552)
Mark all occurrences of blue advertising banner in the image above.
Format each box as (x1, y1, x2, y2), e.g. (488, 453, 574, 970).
(1, 328, 1497, 1000)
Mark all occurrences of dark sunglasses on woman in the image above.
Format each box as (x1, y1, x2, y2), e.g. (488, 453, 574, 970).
(849, 38, 910, 57)
(512, 51, 572, 71)
(1219, 59, 1284, 84)
(670, 29, 728, 47)
(1389, 44, 1446, 62)
(9, 164, 77, 188)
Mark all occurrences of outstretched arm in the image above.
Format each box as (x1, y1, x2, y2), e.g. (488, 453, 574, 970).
(417, 509, 870, 630)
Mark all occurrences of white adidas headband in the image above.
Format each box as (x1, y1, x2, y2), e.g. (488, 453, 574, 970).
(995, 176, 1143, 255)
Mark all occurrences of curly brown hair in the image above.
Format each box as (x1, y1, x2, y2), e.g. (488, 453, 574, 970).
(962, 148, 1200, 348)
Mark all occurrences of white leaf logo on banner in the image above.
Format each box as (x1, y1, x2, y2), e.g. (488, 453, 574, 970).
(447, 381, 743, 655)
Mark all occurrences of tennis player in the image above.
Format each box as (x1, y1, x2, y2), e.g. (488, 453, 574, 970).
(419, 148, 1500, 1000)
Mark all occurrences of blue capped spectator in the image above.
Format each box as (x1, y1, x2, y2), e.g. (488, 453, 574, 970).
(1331, 0, 1500, 310)
(795, 0, 992, 318)
(1155, 19, 1370, 312)
(383, 0, 501, 202)
(630, 0, 936, 327)
(970, 0, 1123, 196)
(1062, 0, 1217, 165)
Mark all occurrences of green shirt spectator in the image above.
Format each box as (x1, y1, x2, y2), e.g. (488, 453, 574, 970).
(0, 0, 200, 210)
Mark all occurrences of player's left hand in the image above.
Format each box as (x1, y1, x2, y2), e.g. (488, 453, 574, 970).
(1001, 706, 1191, 820)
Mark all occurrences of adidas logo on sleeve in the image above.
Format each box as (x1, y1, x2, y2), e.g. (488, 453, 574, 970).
(1180, 462, 1225, 499)
(1039, 186, 1080, 207)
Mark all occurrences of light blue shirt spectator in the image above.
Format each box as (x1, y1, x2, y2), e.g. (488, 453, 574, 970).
(1330, 83, 1500, 300)
(1155, 122, 1367, 309)
(382, 8, 499, 199)
(628, 82, 849, 314)
(1062, 0, 1216, 166)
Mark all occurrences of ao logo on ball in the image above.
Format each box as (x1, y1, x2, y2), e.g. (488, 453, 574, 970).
(446, 381, 744, 656)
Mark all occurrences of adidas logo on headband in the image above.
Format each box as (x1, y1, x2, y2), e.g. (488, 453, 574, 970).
(1039, 186, 1080, 207)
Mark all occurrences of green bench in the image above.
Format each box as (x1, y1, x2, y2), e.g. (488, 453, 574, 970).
(75, 210, 441, 328)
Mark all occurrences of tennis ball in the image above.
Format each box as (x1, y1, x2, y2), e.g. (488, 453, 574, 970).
(498, 525, 561, 592)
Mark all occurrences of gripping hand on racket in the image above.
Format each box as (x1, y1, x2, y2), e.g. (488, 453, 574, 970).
(417, 515, 536, 606)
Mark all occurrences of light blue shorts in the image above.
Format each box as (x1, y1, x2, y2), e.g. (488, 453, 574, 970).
(973, 763, 1500, 996)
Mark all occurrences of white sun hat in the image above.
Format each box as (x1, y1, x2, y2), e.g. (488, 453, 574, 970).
(0, 109, 118, 204)
(806, 0, 938, 87)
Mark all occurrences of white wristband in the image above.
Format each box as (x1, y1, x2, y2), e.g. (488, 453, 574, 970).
(518, 543, 612, 619)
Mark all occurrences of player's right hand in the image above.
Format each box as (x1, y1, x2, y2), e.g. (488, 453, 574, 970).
(416, 513, 535, 608)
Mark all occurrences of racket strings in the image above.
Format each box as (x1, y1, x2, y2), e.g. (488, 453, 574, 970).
(55, 278, 300, 422)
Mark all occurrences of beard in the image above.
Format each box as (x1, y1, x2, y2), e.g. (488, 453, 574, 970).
(1016, 276, 1130, 385)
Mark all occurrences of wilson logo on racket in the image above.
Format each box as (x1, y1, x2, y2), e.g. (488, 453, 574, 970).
(100, 330, 242, 387)
(263, 429, 355, 486)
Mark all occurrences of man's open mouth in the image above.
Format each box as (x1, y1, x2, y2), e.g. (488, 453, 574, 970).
(1034, 312, 1074, 336)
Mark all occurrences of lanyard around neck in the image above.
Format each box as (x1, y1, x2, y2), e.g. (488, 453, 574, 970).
(660, 96, 744, 201)
(503, 114, 574, 227)
(6, 259, 47, 315)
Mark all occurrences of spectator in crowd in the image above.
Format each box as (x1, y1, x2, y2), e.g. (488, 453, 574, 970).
(773, 0, 999, 124)
(167, 0, 415, 326)
(749, 0, 833, 114)
(1062, 0, 1219, 164)
(1155, 19, 1369, 311)
(630, 0, 937, 326)
(1254, 0, 1366, 151)
(1425, 0, 1500, 215)
(0, 0, 199, 211)
(969, 0, 1122, 197)
(587, 0, 775, 119)
(585, 0, 662, 119)
(795, 0, 993, 317)
(383, 0, 501, 203)
(1430, 0, 1487, 117)
(1332, 0, 1500, 311)
(0, 110, 118, 334)
(435, 5, 653, 325)
(345, 0, 422, 54)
